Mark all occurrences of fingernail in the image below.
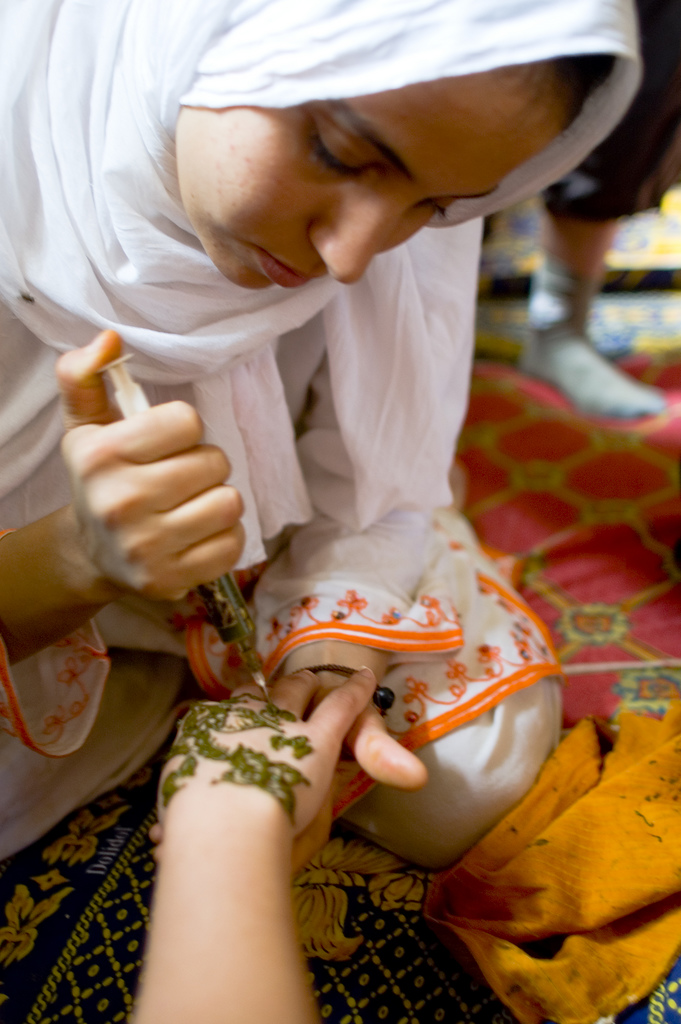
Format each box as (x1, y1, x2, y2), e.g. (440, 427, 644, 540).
(357, 666, 375, 679)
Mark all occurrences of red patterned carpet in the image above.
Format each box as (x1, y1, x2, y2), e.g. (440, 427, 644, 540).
(458, 359, 681, 726)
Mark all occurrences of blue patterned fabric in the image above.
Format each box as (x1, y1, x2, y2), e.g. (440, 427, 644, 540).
(1, 750, 679, 1024)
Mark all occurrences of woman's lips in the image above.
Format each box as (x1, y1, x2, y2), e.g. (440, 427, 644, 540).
(254, 247, 315, 288)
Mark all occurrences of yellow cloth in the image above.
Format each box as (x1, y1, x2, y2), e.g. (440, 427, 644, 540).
(424, 706, 681, 1024)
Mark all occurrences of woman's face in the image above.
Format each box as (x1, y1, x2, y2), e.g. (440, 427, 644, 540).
(176, 67, 569, 289)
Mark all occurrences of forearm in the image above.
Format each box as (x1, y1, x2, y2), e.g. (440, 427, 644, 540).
(135, 787, 320, 1024)
(0, 506, 121, 663)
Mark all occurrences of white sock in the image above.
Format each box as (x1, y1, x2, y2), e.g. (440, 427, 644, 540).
(521, 255, 666, 418)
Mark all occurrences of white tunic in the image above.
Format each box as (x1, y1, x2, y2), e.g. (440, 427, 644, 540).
(0, 0, 640, 860)
(0, 243, 562, 865)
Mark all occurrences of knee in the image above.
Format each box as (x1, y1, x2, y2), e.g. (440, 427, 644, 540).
(342, 678, 562, 869)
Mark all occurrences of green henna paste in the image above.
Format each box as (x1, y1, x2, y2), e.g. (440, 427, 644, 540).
(270, 734, 314, 759)
(161, 697, 312, 816)
(175, 695, 297, 739)
(161, 753, 198, 806)
(214, 744, 309, 821)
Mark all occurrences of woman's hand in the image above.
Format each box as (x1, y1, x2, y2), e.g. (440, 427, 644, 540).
(57, 331, 245, 601)
(139, 669, 357, 1024)
(157, 668, 377, 843)
(283, 642, 428, 793)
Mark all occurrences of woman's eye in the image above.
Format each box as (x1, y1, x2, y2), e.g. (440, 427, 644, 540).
(429, 201, 451, 221)
(310, 130, 363, 177)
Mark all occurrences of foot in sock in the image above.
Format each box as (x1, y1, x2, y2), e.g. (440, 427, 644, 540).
(521, 255, 666, 419)
(521, 331, 666, 418)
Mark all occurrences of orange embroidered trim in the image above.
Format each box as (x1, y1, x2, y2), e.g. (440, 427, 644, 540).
(478, 543, 524, 589)
(265, 588, 462, 676)
(477, 572, 559, 659)
(330, 575, 561, 818)
(331, 661, 560, 818)
(0, 634, 110, 758)
(333, 764, 374, 818)
(399, 662, 559, 751)
(0, 531, 40, 748)
(0, 638, 39, 751)
(185, 618, 226, 698)
(263, 621, 464, 678)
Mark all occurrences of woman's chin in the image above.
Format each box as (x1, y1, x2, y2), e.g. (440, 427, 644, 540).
(220, 263, 274, 289)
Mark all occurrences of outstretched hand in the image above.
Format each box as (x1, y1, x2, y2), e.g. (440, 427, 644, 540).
(156, 668, 378, 846)
(56, 331, 245, 601)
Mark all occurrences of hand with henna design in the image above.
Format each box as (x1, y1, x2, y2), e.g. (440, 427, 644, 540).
(136, 669, 377, 1024)
(156, 666, 378, 844)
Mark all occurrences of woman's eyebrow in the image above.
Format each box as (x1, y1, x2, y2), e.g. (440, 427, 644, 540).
(328, 100, 412, 178)
(326, 100, 497, 201)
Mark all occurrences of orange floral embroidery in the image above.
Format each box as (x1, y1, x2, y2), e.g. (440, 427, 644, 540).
(39, 655, 92, 742)
(402, 672, 469, 725)
(444, 627, 549, 690)
(381, 608, 403, 625)
(272, 588, 459, 636)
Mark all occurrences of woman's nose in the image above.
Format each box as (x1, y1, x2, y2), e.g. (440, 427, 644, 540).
(310, 189, 405, 285)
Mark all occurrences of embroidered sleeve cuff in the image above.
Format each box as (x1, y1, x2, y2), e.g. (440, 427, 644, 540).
(257, 580, 464, 680)
(0, 622, 110, 758)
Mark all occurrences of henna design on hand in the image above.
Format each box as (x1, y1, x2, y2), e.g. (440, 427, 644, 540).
(211, 744, 309, 821)
(270, 734, 313, 758)
(161, 696, 312, 820)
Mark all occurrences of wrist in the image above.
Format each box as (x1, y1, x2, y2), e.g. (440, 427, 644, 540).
(162, 780, 293, 864)
(0, 507, 124, 663)
(161, 778, 294, 884)
(53, 505, 126, 604)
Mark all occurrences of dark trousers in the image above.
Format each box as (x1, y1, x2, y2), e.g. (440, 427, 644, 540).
(545, 0, 681, 221)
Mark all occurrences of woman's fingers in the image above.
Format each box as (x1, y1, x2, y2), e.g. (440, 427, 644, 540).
(158, 522, 247, 596)
(308, 668, 378, 739)
(264, 668, 428, 792)
(262, 670, 326, 716)
(58, 339, 247, 597)
(135, 445, 232, 509)
(87, 518, 245, 600)
(57, 330, 122, 428)
(77, 460, 240, 537)
(344, 704, 428, 791)
(139, 485, 244, 554)
(63, 403, 208, 474)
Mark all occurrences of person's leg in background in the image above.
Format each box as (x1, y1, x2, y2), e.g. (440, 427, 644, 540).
(521, 0, 681, 418)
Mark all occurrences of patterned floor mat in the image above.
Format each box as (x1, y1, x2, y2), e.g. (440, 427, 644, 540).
(458, 360, 681, 726)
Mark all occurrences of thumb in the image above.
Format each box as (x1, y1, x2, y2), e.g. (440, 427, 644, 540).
(56, 330, 122, 429)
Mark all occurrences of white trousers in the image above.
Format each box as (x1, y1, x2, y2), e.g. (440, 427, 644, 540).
(342, 675, 562, 869)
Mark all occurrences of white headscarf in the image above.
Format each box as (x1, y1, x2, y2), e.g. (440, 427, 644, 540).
(0, 0, 639, 565)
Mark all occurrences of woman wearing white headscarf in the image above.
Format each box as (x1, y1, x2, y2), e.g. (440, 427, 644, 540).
(0, 0, 639, 864)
